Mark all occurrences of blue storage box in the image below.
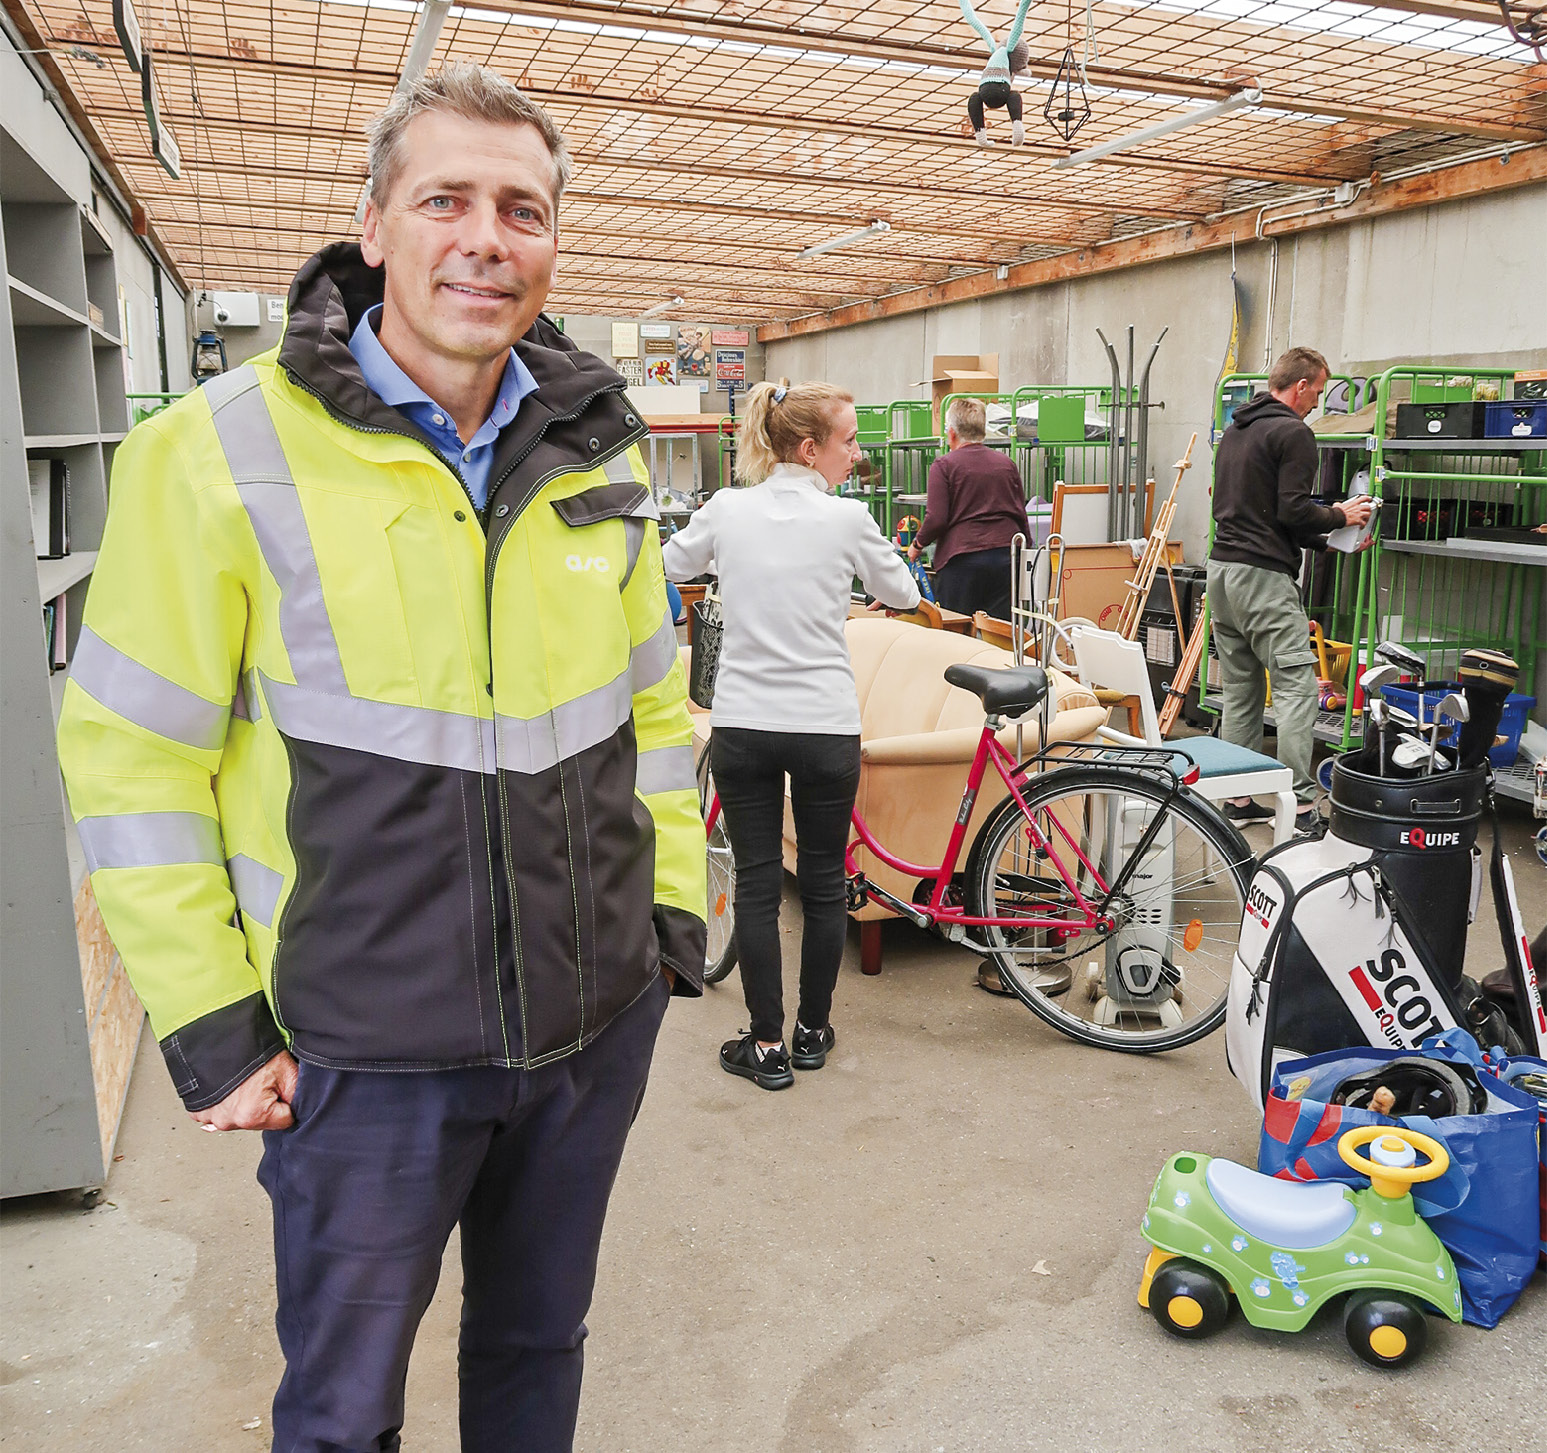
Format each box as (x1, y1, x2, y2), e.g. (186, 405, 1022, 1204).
(1485, 401, 1547, 439)
(1380, 681, 1536, 766)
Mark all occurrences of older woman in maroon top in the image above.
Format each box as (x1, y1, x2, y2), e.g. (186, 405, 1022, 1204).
(908, 396, 1028, 619)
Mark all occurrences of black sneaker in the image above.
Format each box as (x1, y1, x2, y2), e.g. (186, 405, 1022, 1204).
(720, 1032, 793, 1090)
(1294, 808, 1327, 840)
(1222, 799, 1275, 824)
(791, 1022, 836, 1070)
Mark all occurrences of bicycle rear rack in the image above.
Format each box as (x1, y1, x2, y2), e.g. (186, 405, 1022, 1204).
(1016, 741, 1195, 788)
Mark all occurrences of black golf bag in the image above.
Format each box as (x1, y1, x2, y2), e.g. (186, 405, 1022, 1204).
(1226, 755, 1546, 1107)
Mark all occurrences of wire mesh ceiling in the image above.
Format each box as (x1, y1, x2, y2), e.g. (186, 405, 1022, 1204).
(14, 0, 1547, 323)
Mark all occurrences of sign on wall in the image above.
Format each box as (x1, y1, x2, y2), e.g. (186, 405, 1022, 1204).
(711, 329, 749, 347)
(611, 321, 639, 359)
(615, 357, 644, 385)
(714, 348, 746, 382)
(676, 326, 711, 381)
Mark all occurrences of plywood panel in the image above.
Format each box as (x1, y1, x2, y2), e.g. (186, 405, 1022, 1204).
(74, 877, 146, 1166)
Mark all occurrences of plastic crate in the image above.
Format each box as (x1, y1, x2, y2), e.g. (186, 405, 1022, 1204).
(1378, 682, 1536, 766)
(1484, 401, 1547, 440)
(1394, 402, 1486, 439)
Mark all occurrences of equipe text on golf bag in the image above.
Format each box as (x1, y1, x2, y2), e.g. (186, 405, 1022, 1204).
(1226, 756, 1546, 1107)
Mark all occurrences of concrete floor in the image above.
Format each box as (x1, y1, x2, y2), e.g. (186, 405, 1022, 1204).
(3, 813, 1544, 1452)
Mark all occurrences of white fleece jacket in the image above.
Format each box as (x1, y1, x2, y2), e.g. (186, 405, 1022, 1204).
(662, 464, 921, 734)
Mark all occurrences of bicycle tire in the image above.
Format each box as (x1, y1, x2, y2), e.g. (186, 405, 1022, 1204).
(696, 742, 738, 985)
(966, 765, 1253, 1053)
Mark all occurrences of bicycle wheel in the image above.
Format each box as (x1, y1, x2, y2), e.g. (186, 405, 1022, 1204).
(696, 742, 738, 984)
(966, 766, 1253, 1052)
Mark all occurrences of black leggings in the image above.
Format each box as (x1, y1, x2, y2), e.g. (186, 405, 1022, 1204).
(968, 86, 1023, 130)
(710, 728, 861, 1043)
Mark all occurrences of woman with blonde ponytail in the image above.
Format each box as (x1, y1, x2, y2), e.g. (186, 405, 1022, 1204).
(663, 379, 919, 1089)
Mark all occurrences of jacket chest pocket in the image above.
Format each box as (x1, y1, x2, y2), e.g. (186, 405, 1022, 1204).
(297, 487, 424, 701)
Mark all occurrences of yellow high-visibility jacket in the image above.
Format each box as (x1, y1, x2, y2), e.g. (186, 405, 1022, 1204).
(57, 244, 706, 1110)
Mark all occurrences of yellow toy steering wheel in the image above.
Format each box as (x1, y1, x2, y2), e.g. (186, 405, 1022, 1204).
(1337, 1126, 1449, 1200)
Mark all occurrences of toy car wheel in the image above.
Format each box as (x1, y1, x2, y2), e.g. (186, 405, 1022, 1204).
(1148, 1259, 1231, 1341)
(1344, 1290, 1428, 1369)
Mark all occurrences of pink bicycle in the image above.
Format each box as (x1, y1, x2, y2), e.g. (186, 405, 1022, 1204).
(698, 661, 1254, 1052)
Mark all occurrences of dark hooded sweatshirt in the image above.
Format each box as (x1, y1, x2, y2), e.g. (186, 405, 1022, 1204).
(1210, 392, 1346, 577)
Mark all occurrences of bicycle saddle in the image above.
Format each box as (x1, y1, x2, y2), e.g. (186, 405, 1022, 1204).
(943, 663, 1049, 718)
(1204, 1158, 1357, 1250)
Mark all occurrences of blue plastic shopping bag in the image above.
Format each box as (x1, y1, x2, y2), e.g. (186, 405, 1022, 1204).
(1258, 1032, 1541, 1327)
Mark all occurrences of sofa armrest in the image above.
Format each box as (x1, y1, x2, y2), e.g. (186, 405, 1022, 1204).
(861, 726, 989, 766)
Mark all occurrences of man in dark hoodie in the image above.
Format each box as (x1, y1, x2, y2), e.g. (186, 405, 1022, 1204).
(1207, 347, 1373, 834)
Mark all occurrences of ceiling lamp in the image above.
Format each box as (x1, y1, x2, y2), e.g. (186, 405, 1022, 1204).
(795, 220, 891, 261)
(1051, 87, 1263, 169)
(639, 296, 685, 319)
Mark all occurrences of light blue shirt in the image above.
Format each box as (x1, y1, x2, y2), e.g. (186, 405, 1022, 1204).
(348, 304, 540, 512)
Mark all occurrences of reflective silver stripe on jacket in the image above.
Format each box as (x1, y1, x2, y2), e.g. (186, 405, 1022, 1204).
(260, 674, 496, 774)
(205, 367, 349, 696)
(70, 626, 230, 751)
(227, 854, 284, 927)
(496, 668, 634, 775)
(636, 744, 696, 797)
(630, 609, 679, 694)
(603, 452, 641, 488)
(78, 812, 225, 873)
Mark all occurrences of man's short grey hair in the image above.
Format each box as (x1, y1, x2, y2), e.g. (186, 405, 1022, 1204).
(367, 62, 573, 210)
(945, 396, 987, 442)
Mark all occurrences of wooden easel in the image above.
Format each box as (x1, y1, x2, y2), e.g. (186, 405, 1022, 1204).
(1114, 433, 1196, 642)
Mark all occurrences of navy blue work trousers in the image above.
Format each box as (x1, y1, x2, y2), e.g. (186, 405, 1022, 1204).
(256, 971, 671, 1453)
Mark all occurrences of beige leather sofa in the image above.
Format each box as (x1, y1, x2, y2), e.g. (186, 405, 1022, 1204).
(687, 617, 1106, 975)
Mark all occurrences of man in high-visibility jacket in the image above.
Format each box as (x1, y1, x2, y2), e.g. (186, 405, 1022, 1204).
(57, 64, 705, 1451)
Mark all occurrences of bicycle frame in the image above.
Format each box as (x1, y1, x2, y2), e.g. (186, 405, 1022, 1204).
(706, 720, 1202, 939)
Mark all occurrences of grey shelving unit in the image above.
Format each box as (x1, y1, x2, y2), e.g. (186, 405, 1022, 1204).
(2, 68, 145, 1197)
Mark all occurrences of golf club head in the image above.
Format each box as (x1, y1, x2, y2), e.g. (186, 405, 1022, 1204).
(1360, 663, 1401, 700)
(1435, 693, 1469, 724)
(1375, 640, 1425, 677)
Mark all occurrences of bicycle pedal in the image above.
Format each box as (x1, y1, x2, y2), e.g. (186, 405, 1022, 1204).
(846, 876, 869, 912)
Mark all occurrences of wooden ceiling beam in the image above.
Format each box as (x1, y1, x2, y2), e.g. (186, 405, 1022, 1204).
(413, 0, 1543, 138)
(125, 172, 1099, 247)
(136, 152, 1206, 224)
(81, 80, 1349, 190)
(758, 146, 1547, 341)
(124, 32, 1544, 145)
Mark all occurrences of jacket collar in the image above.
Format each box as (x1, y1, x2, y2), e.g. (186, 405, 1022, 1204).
(278, 243, 628, 453)
(764, 461, 833, 493)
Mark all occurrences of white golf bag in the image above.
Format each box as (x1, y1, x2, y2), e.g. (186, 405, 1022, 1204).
(1226, 756, 1544, 1108)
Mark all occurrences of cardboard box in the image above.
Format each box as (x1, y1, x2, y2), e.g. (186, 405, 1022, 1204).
(930, 353, 998, 431)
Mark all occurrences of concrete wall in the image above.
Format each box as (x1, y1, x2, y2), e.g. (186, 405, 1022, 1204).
(766, 182, 1547, 561)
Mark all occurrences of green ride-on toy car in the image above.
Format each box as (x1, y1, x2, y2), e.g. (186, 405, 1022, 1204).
(1138, 1126, 1461, 1368)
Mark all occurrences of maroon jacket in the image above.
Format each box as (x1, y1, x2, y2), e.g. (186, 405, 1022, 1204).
(916, 443, 1028, 569)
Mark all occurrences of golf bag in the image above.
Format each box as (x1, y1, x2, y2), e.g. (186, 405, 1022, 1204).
(1226, 755, 1546, 1107)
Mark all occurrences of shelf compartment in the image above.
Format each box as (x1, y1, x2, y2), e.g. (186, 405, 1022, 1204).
(7, 275, 89, 328)
(1382, 439, 1547, 455)
(37, 551, 98, 598)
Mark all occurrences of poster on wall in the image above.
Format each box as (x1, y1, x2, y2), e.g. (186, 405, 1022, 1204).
(611, 321, 639, 359)
(675, 326, 711, 381)
(644, 356, 676, 386)
(643, 337, 675, 356)
(615, 357, 644, 385)
(715, 348, 746, 383)
(711, 329, 748, 347)
(639, 322, 672, 341)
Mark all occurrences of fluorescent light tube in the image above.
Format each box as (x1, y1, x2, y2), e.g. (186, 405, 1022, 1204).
(1051, 87, 1263, 169)
(640, 296, 685, 319)
(795, 219, 892, 260)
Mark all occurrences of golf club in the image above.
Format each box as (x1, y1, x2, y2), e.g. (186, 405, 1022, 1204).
(1428, 693, 1468, 775)
(1359, 663, 1402, 760)
(1375, 641, 1426, 732)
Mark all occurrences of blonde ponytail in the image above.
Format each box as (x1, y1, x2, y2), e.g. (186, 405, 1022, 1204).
(734, 378, 854, 484)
